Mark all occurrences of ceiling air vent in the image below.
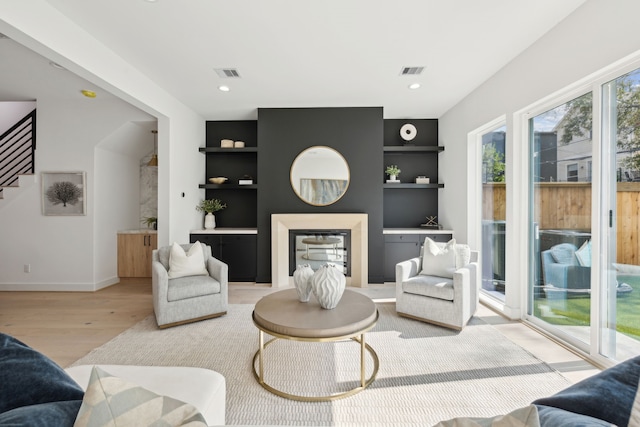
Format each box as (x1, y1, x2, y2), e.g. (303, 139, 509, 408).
(400, 66, 424, 76)
(214, 68, 241, 78)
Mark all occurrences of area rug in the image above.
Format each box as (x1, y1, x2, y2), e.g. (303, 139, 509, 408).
(71, 303, 572, 426)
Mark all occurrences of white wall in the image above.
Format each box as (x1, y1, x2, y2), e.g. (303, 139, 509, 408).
(438, 0, 640, 316)
(0, 101, 35, 134)
(0, 2, 205, 289)
(0, 97, 152, 290)
(439, 0, 640, 242)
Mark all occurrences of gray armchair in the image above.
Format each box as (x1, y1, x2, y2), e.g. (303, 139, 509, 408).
(152, 242, 228, 328)
(395, 245, 480, 330)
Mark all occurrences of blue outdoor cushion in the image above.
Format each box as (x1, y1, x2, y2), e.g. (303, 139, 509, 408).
(550, 243, 579, 265)
(533, 355, 640, 427)
(0, 333, 84, 415)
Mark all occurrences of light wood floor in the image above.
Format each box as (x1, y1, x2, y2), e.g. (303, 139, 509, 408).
(0, 280, 600, 383)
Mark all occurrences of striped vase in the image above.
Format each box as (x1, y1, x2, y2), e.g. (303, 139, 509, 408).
(293, 264, 314, 302)
(310, 264, 346, 309)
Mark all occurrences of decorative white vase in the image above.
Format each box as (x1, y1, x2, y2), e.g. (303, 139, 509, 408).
(310, 264, 346, 310)
(293, 264, 314, 302)
(204, 213, 216, 229)
(390, 174, 397, 181)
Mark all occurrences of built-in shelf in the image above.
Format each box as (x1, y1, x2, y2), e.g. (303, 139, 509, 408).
(199, 147, 258, 153)
(199, 184, 257, 190)
(383, 146, 444, 153)
(383, 183, 444, 189)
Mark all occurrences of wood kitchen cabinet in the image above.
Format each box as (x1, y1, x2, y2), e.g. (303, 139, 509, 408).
(117, 231, 157, 278)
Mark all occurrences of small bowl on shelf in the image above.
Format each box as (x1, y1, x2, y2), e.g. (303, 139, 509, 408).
(209, 177, 228, 184)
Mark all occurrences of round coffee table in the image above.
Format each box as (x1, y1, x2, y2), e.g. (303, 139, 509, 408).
(252, 288, 379, 401)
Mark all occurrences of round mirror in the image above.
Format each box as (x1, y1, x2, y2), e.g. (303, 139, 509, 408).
(290, 146, 350, 206)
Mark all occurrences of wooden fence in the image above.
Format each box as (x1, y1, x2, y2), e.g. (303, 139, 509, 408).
(483, 182, 640, 266)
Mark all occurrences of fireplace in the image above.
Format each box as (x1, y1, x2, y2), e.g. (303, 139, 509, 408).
(271, 213, 368, 288)
(289, 230, 351, 276)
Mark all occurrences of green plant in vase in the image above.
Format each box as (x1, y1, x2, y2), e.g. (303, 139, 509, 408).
(141, 216, 157, 230)
(385, 165, 401, 181)
(196, 199, 226, 229)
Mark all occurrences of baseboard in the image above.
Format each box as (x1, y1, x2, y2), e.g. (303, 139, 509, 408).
(95, 276, 120, 291)
(0, 282, 104, 292)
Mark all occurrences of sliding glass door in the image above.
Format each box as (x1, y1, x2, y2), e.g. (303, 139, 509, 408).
(481, 125, 506, 302)
(526, 66, 640, 362)
(529, 92, 593, 349)
(600, 67, 640, 361)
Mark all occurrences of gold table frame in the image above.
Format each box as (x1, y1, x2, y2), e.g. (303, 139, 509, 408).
(251, 309, 379, 402)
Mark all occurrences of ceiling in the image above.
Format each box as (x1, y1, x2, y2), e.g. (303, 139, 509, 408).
(3, 0, 587, 120)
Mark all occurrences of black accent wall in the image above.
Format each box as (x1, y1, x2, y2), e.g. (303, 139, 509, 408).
(256, 107, 384, 283)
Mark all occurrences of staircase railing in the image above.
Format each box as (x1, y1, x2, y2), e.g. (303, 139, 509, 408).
(0, 109, 36, 197)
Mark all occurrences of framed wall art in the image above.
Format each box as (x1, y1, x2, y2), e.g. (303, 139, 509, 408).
(41, 171, 86, 216)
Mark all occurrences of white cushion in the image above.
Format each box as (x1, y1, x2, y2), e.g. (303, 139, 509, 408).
(73, 366, 207, 427)
(168, 241, 209, 279)
(454, 244, 471, 269)
(420, 238, 457, 278)
(434, 404, 540, 427)
(65, 364, 226, 426)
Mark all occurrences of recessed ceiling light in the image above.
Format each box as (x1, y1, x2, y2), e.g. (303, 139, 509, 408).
(218, 85, 230, 92)
(408, 83, 421, 90)
(81, 89, 97, 98)
(144, 0, 158, 3)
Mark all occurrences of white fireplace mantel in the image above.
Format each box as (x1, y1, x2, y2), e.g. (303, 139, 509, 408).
(271, 213, 368, 288)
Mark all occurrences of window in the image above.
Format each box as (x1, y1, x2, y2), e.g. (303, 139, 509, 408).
(567, 163, 578, 181)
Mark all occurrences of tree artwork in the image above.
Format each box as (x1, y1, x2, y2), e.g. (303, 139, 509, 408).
(46, 181, 82, 207)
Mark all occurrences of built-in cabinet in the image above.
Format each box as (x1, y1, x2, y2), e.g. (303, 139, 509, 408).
(383, 231, 453, 281)
(200, 121, 258, 228)
(190, 232, 257, 281)
(117, 231, 157, 278)
(383, 119, 444, 228)
(194, 113, 449, 284)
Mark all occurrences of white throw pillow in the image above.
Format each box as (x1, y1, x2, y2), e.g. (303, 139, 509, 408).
(433, 404, 541, 427)
(73, 366, 207, 427)
(575, 240, 592, 267)
(420, 238, 457, 278)
(168, 242, 209, 279)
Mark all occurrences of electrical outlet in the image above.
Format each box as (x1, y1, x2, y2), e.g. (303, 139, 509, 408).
(24, 264, 31, 273)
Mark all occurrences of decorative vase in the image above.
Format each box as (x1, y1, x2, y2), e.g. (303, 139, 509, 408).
(390, 174, 397, 181)
(310, 264, 346, 309)
(204, 213, 216, 229)
(293, 264, 314, 302)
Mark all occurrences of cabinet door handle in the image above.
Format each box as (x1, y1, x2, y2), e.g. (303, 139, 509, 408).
(144, 235, 148, 246)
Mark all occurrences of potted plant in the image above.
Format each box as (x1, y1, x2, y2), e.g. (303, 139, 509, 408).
(141, 216, 157, 230)
(385, 165, 401, 181)
(196, 199, 227, 229)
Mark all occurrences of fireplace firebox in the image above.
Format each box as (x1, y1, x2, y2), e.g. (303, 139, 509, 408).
(288, 230, 351, 276)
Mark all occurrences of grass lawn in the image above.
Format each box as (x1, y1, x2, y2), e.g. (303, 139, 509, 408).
(534, 275, 640, 341)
